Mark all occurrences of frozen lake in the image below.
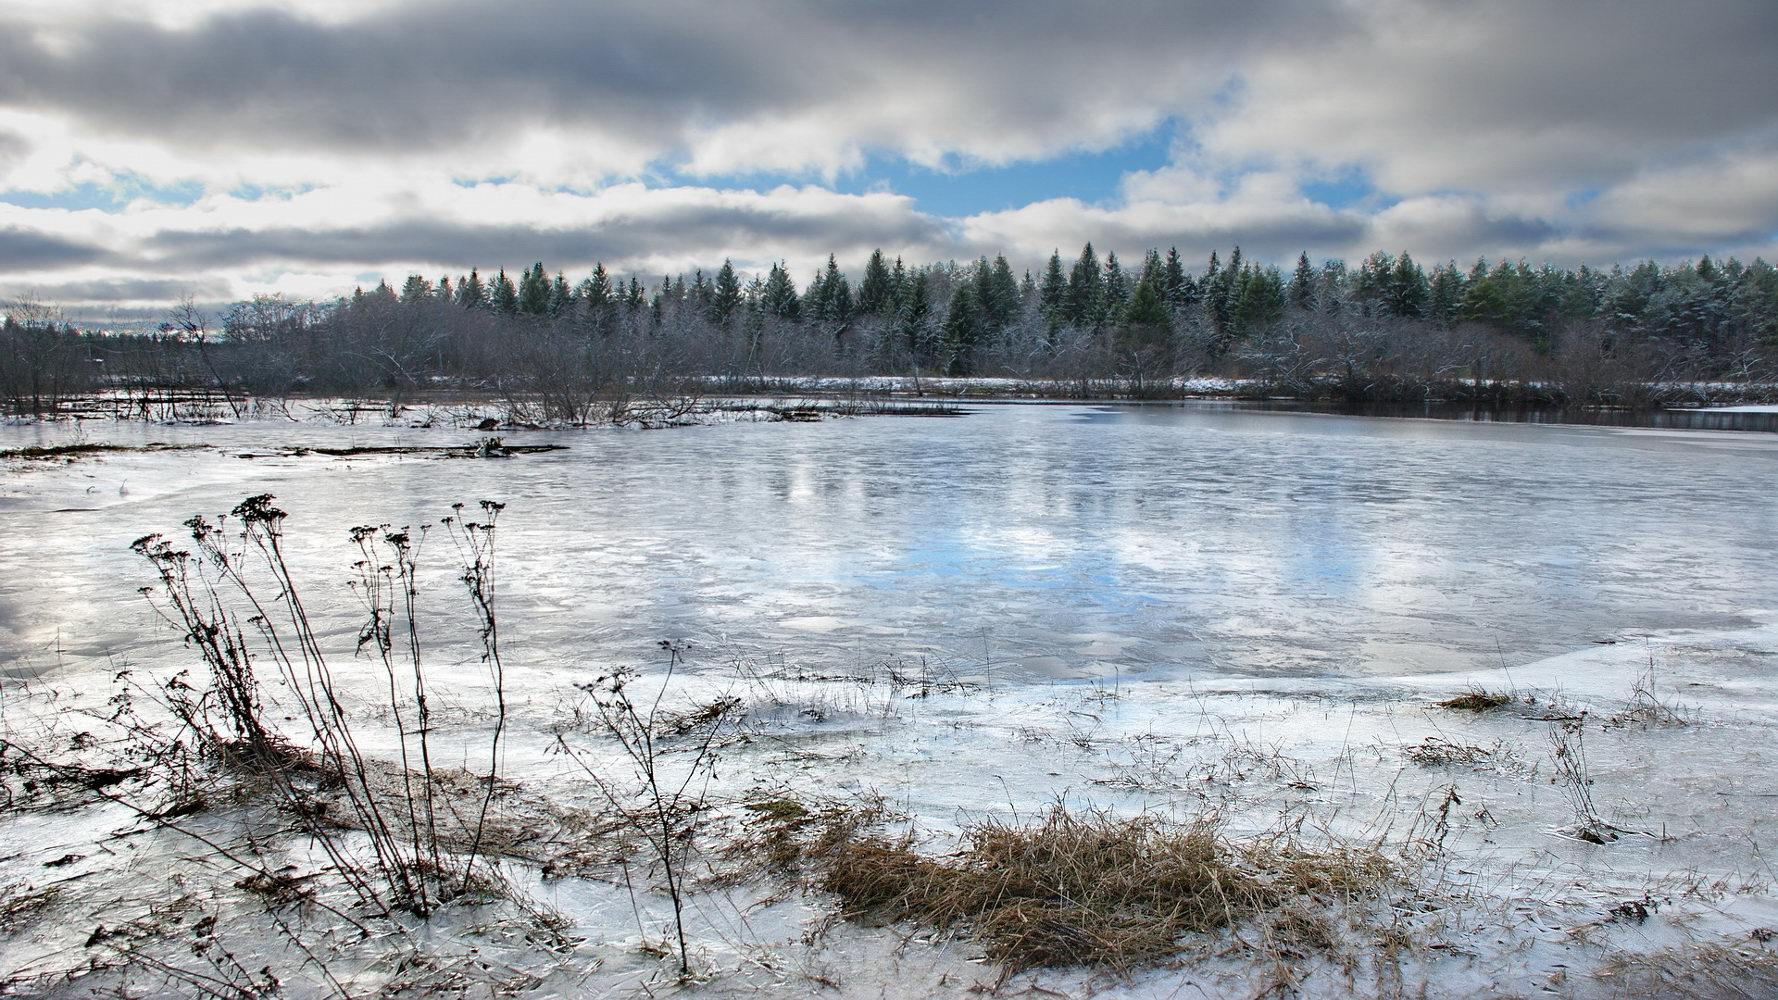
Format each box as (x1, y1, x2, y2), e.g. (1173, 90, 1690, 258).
(3, 401, 1775, 686)
(7, 399, 1778, 998)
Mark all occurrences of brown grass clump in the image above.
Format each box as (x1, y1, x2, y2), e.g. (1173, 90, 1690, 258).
(1435, 687, 1513, 712)
(818, 806, 1392, 973)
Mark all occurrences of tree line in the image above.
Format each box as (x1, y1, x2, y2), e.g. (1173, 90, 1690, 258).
(5, 244, 1777, 416)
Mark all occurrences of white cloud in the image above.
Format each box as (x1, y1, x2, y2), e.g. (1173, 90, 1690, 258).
(1, 0, 1774, 313)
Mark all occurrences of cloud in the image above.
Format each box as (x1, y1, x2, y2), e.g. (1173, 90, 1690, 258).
(958, 169, 1367, 266)
(0, 225, 108, 269)
(1197, 0, 1778, 195)
(0, 0, 1774, 312)
(0, 0, 1334, 188)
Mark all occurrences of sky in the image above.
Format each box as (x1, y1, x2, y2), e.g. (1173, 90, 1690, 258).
(1, 0, 1776, 323)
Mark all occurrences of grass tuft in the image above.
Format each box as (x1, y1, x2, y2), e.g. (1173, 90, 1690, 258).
(1435, 687, 1514, 712)
(815, 806, 1392, 973)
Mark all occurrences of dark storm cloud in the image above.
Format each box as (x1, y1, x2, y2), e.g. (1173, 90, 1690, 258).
(0, 226, 109, 269)
(144, 201, 949, 271)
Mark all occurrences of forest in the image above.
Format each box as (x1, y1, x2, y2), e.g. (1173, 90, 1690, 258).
(5, 244, 1778, 417)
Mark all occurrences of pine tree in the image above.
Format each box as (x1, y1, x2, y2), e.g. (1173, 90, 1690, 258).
(1066, 243, 1103, 327)
(944, 280, 984, 376)
(858, 249, 893, 315)
(1039, 250, 1068, 325)
(1232, 265, 1286, 334)
(710, 260, 742, 325)
(1289, 252, 1317, 311)
(1123, 271, 1170, 332)
(816, 254, 852, 320)
(888, 256, 906, 306)
(489, 269, 519, 315)
(518, 262, 550, 315)
(576, 263, 613, 310)
(899, 269, 932, 363)
(1163, 247, 1188, 309)
(399, 274, 432, 305)
(1386, 252, 1429, 319)
(980, 255, 1019, 330)
(457, 268, 487, 308)
(550, 272, 574, 315)
(1102, 251, 1129, 325)
(1428, 262, 1464, 328)
(763, 261, 800, 318)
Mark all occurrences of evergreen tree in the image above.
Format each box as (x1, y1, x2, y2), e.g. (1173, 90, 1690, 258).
(858, 249, 893, 315)
(814, 254, 852, 320)
(489, 269, 519, 315)
(980, 255, 1020, 330)
(550, 272, 574, 315)
(576, 263, 613, 310)
(399, 274, 432, 305)
(1039, 250, 1068, 325)
(1163, 247, 1189, 309)
(762, 261, 800, 319)
(888, 256, 906, 306)
(1102, 251, 1129, 325)
(710, 260, 742, 325)
(1123, 271, 1170, 332)
(518, 262, 550, 315)
(1232, 265, 1286, 334)
(1066, 243, 1103, 327)
(1289, 252, 1317, 311)
(899, 269, 932, 363)
(943, 280, 985, 376)
(1427, 262, 1464, 328)
(457, 268, 486, 308)
(1386, 252, 1429, 319)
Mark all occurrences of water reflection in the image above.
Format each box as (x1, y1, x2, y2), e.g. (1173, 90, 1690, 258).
(1, 403, 1774, 688)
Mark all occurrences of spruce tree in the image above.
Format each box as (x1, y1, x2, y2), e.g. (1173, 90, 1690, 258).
(1066, 243, 1103, 327)
(763, 262, 800, 318)
(457, 268, 487, 308)
(518, 262, 550, 315)
(979, 255, 1019, 330)
(550, 272, 574, 315)
(1039, 250, 1068, 325)
(576, 263, 613, 309)
(1102, 251, 1129, 325)
(710, 260, 742, 325)
(858, 249, 893, 315)
(1289, 252, 1317, 311)
(490, 269, 519, 315)
(1123, 271, 1170, 332)
(1428, 263, 1464, 328)
(899, 269, 932, 363)
(400, 274, 432, 305)
(944, 280, 984, 376)
(1387, 252, 1429, 319)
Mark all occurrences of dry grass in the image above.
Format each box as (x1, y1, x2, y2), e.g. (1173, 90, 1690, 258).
(1435, 687, 1514, 712)
(1404, 736, 1498, 767)
(815, 805, 1394, 973)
